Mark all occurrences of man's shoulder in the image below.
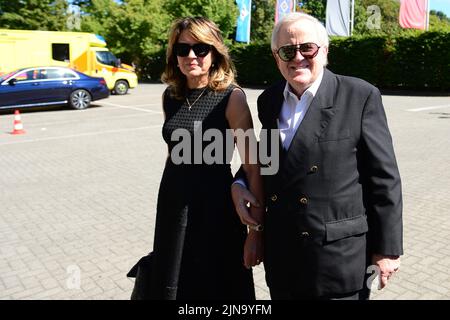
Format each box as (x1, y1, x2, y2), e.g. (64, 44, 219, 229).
(259, 80, 285, 100)
(330, 70, 379, 94)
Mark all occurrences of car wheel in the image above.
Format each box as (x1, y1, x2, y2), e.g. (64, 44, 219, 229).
(113, 80, 129, 95)
(69, 89, 91, 110)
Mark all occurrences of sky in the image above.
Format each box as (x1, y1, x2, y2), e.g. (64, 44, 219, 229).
(429, 0, 450, 16)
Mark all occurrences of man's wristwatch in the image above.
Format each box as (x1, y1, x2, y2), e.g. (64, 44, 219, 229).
(248, 224, 264, 232)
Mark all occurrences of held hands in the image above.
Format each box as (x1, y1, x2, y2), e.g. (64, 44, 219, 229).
(244, 199, 265, 269)
(231, 183, 265, 269)
(243, 229, 264, 269)
(231, 183, 260, 227)
(372, 254, 401, 289)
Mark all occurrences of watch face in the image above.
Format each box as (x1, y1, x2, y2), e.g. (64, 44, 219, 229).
(249, 224, 263, 232)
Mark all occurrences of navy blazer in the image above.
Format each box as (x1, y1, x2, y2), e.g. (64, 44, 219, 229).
(256, 68, 403, 296)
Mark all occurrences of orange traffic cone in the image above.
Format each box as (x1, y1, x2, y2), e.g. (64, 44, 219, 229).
(11, 110, 26, 135)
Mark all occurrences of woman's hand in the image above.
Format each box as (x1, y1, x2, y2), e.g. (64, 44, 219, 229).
(243, 230, 264, 269)
(231, 183, 260, 226)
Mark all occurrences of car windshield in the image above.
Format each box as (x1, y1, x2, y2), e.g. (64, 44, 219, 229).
(96, 51, 118, 67)
(0, 71, 16, 82)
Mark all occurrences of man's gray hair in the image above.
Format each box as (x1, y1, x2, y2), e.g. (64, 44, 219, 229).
(271, 12, 329, 51)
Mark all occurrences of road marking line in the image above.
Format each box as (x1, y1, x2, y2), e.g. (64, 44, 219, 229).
(102, 101, 163, 114)
(26, 112, 156, 128)
(0, 125, 161, 146)
(128, 103, 161, 107)
(407, 105, 450, 112)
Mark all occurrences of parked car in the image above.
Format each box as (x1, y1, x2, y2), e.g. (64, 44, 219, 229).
(0, 66, 110, 110)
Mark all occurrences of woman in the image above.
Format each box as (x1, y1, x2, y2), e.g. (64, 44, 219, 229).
(149, 17, 265, 300)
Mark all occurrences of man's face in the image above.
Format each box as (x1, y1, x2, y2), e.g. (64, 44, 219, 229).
(273, 19, 327, 96)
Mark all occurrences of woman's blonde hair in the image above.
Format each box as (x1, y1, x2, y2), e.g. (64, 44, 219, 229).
(161, 17, 236, 99)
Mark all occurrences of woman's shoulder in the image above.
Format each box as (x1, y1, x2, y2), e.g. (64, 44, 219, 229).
(227, 83, 246, 100)
(163, 86, 174, 99)
(227, 83, 240, 93)
(215, 83, 241, 98)
(210, 84, 244, 105)
(163, 86, 185, 104)
(162, 86, 184, 116)
(225, 84, 249, 115)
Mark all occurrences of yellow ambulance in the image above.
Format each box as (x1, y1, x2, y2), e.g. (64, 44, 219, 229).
(0, 29, 138, 95)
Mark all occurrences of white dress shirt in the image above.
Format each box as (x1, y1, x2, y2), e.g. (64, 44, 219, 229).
(233, 70, 324, 188)
(279, 70, 324, 150)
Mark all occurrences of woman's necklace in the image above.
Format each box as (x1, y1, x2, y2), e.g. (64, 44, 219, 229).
(185, 88, 207, 111)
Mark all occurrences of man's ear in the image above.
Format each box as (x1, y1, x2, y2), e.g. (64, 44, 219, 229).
(272, 51, 280, 68)
(320, 46, 329, 66)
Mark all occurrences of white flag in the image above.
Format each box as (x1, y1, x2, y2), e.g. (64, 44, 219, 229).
(326, 0, 351, 36)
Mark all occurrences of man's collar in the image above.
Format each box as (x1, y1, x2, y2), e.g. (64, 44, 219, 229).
(283, 69, 324, 101)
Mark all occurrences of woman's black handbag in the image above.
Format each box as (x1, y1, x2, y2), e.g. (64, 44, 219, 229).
(127, 252, 154, 300)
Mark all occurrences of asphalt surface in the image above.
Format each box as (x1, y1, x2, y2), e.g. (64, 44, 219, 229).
(0, 83, 449, 300)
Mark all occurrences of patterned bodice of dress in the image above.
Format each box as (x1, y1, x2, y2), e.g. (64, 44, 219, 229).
(162, 85, 236, 168)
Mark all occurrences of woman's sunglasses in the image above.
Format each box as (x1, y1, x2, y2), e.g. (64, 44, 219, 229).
(173, 43, 212, 58)
(276, 43, 321, 62)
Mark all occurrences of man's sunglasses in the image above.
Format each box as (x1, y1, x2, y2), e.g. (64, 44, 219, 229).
(276, 43, 321, 62)
(173, 43, 212, 58)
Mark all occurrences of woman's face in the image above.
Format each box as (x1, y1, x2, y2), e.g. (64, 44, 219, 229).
(175, 30, 214, 85)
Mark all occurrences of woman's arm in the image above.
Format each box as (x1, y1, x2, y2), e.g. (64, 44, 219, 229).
(162, 91, 170, 159)
(226, 87, 265, 268)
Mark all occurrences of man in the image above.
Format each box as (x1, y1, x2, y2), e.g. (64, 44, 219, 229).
(232, 12, 403, 300)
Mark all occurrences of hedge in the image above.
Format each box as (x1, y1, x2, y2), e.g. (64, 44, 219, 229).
(138, 31, 450, 91)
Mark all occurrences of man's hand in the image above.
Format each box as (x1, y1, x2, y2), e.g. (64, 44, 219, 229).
(372, 254, 400, 289)
(231, 183, 260, 227)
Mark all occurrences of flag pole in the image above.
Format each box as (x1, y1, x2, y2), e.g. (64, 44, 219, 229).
(293, 0, 297, 12)
(247, 0, 251, 44)
(350, 0, 355, 36)
(426, 0, 430, 31)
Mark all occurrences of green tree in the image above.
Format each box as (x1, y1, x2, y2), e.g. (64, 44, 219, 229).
(429, 10, 450, 31)
(251, 0, 275, 43)
(353, 1, 450, 35)
(71, 0, 118, 35)
(107, 0, 170, 60)
(353, 0, 402, 35)
(163, 0, 239, 40)
(71, 0, 169, 63)
(299, 0, 326, 22)
(0, 0, 68, 30)
(430, 9, 450, 21)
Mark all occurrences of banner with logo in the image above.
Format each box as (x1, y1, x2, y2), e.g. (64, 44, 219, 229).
(275, 0, 294, 24)
(399, 0, 428, 30)
(326, 0, 351, 36)
(236, 0, 252, 43)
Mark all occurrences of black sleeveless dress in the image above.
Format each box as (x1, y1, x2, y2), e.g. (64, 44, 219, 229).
(150, 84, 255, 300)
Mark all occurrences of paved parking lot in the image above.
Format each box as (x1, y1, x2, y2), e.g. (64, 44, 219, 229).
(0, 83, 449, 300)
